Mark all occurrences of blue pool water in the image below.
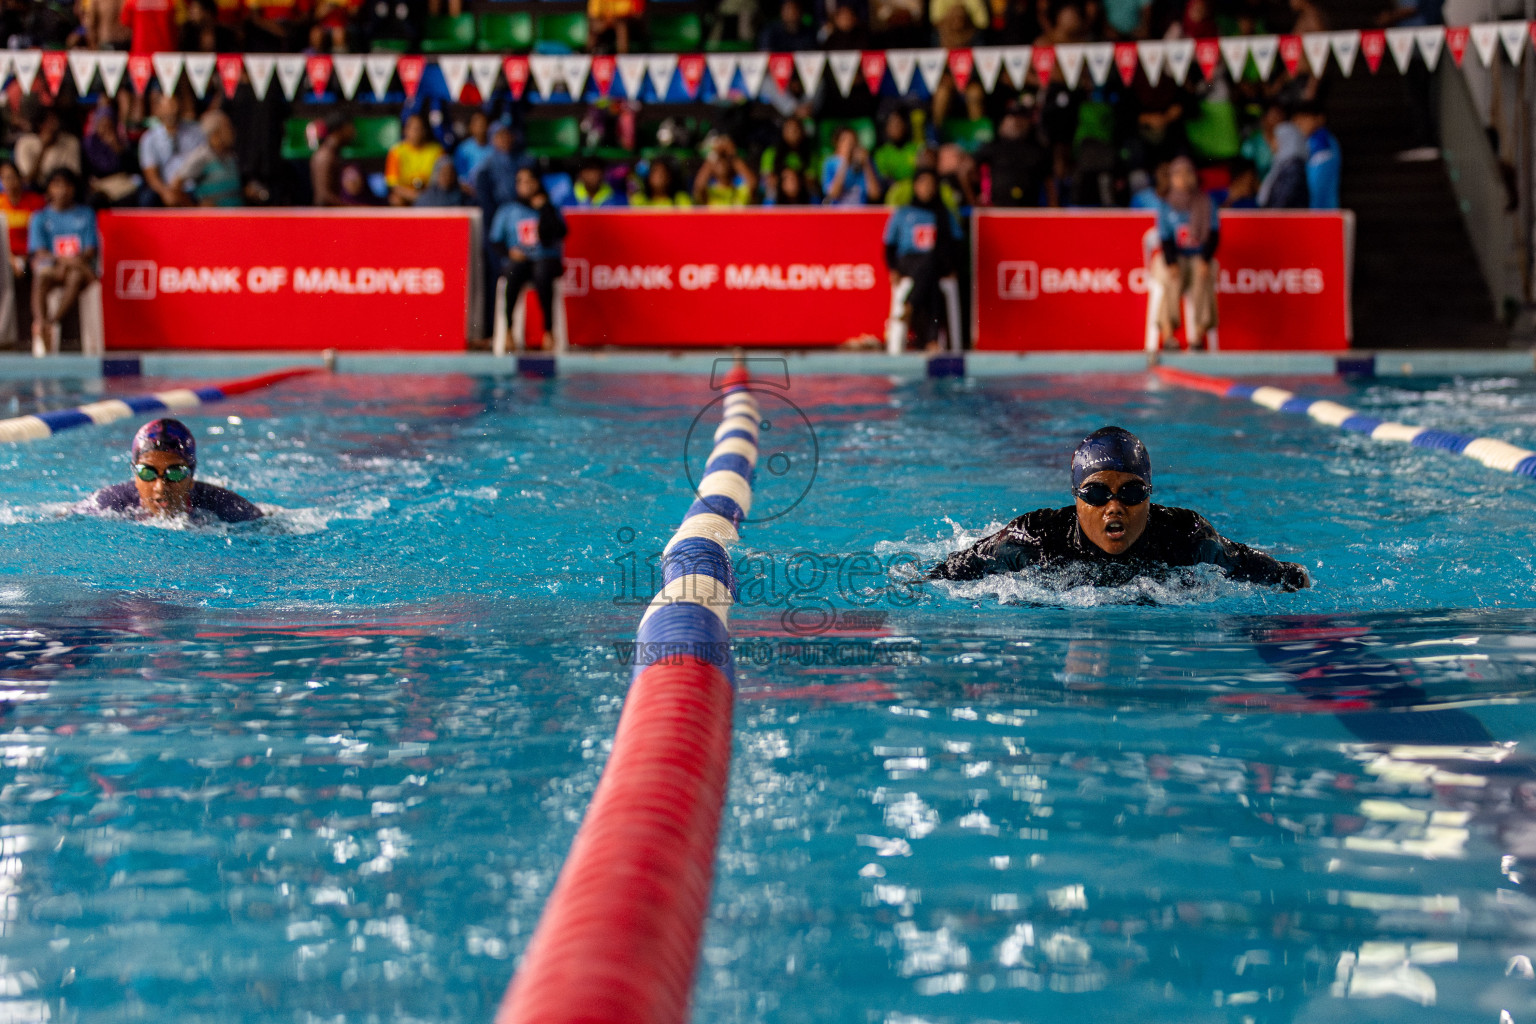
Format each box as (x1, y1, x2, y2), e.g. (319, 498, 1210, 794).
(0, 369, 1535, 1022)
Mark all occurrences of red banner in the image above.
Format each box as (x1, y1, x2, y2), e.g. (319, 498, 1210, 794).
(973, 210, 1352, 351)
(561, 210, 891, 347)
(100, 210, 473, 351)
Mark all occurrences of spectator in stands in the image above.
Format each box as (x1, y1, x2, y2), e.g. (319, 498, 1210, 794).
(339, 166, 381, 206)
(28, 170, 98, 358)
(760, 118, 816, 181)
(884, 168, 960, 350)
(977, 101, 1049, 207)
(870, 0, 925, 48)
(416, 157, 471, 208)
(310, 113, 355, 208)
(311, 0, 360, 52)
(470, 121, 531, 222)
(454, 111, 492, 182)
(693, 136, 757, 207)
(14, 102, 82, 192)
(179, 0, 234, 51)
(1293, 102, 1340, 210)
(490, 168, 568, 351)
(589, 0, 643, 54)
(119, 0, 178, 54)
(1176, 0, 1217, 38)
(629, 160, 692, 207)
(759, 0, 818, 50)
(171, 111, 243, 207)
(386, 114, 445, 208)
(1257, 121, 1308, 209)
(0, 162, 41, 349)
(1289, 0, 1327, 35)
(764, 165, 813, 205)
(819, 1, 870, 48)
(245, 0, 305, 51)
(83, 0, 133, 49)
(873, 110, 921, 187)
(139, 89, 206, 208)
(569, 158, 626, 208)
(82, 102, 136, 206)
(1151, 156, 1218, 351)
(1220, 158, 1259, 209)
(822, 127, 882, 206)
(931, 0, 988, 49)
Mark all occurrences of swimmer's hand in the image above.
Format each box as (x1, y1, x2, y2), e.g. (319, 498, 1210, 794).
(1279, 562, 1311, 591)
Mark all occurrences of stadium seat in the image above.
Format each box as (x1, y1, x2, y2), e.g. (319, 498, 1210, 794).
(525, 117, 581, 159)
(280, 117, 313, 161)
(478, 11, 534, 52)
(648, 12, 702, 52)
(344, 116, 402, 160)
(704, 39, 753, 52)
(941, 117, 993, 153)
(535, 13, 588, 53)
(422, 14, 476, 53)
(1185, 100, 1241, 161)
(369, 38, 412, 53)
(542, 172, 574, 207)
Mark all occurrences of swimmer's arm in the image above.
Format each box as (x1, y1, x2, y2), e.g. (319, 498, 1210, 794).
(927, 523, 1040, 581)
(1198, 528, 1310, 590)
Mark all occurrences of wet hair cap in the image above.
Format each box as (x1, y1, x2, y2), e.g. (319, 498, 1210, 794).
(1071, 426, 1150, 489)
(131, 418, 196, 471)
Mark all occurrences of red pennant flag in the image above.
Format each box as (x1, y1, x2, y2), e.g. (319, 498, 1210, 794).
(128, 54, 154, 95)
(217, 54, 243, 97)
(1031, 44, 1056, 80)
(1113, 42, 1139, 84)
(42, 52, 67, 96)
(1278, 34, 1303, 76)
(1445, 25, 1468, 66)
(305, 54, 332, 96)
(502, 56, 529, 100)
(1194, 38, 1221, 80)
(590, 55, 616, 97)
(397, 55, 425, 98)
(1531, 21, 1536, 52)
(947, 48, 973, 90)
(677, 54, 705, 97)
(1359, 29, 1385, 72)
(861, 50, 887, 93)
(769, 52, 795, 91)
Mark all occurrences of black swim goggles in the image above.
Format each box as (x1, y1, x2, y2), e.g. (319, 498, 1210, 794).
(1074, 479, 1151, 507)
(134, 463, 193, 483)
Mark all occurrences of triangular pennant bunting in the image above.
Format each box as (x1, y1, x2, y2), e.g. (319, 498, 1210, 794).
(707, 53, 739, 94)
(616, 54, 647, 98)
(1278, 34, 1302, 75)
(1302, 32, 1332, 75)
(886, 49, 917, 92)
(1137, 40, 1165, 85)
(1083, 42, 1113, 85)
(793, 51, 826, 91)
(331, 55, 365, 99)
(1329, 31, 1360, 76)
(396, 55, 425, 99)
(41, 52, 67, 96)
(503, 55, 530, 100)
(1469, 22, 1498, 66)
(1386, 27, 1416, 72)
(152, 51, 185, 94)
(1056, 43, 1085, 87)
(274, 54, 307, 99)
(676, 54, 705, 97)
(530, 55, 561, 98)
(470, 55, 501, 100)
(1498, 20, 1527, 64)
(1359, 29, 1385, 72)
(646, 53, 678, 95)
(97, 51, 128, 95)
(826, 50, 860, 96)
(737, 52, 768, 96)
(973, 46, 1003, 91)
(1114, 42, 1138, 84)
(859, 50, 886, 93)
(66, 50, 98, 94)
(590, 55, 616, 97)
(304, 54, 332, 96)
(0, 54, 12, 91)
(1194, 38, 1220, 80)
(127, 54, 153, 95)
(948, 47, 974, 90)
(243, 53, 274, 99)
(1445, 25, 1468, 66)
(184, 53, 215, 97)
(1001, 45, 1032, 87)
(1163, 38, 1193, 83)
(1249, 34, 1278, 78)
(1031, 44, 1056, 81)
(1416, 26, 1445, 70)
(767, 53, 795, 92)
(11, 51, 39, 93)
(363, 53, 396, 98)
(915, 48, 946, 91)
(1218, 36, 1248, 79)
(438, 55, 471, 100)
(559, 54, 591, 98)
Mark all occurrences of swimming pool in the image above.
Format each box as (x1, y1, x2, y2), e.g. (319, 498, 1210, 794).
(1, 368, 1535, 1022)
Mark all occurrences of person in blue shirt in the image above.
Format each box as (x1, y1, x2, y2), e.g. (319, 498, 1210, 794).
(469, 121, 534, 228)
(1152, 156, 1219, 351)
(489, 167, 569, 351)
(822, 127, 883, 206)
(1293, 102, 1341, 210)
(883, 168, 961, 350)
(567, 157, 627, 209)
(28, 169, 98, 356)
(453, 110, 492, 182)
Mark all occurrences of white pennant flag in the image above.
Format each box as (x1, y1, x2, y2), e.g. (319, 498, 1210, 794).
(558, 55, 590, 98)
(151, 52, 185, 94)
(1001, 45, 1032, 87)
(646, 53, 678, 95)
(183, 53, 215, 97)
(66, 51, 99, 94)
(469, 55, 501, 99)
(706, 53, 738, 94)
(737, 52, 768, 96)
(827, 50, 860, 96)
(914, 48, 946, 92)
(97, 51, 128, 95)
(793, 50, 826, 92)
(1248, 35, 1278, 78)
(1219, 36, 1249, 79)
(529, 55, 561, 98)
(0, 54, 12, 91)
(886, 49, 918, 92)
(274, 54, 306, 99)
(1137, 40, 1165, 86)
(616, 54, 647, 98)
(11, 51, 41, 93)
(328, 55, 364, 99)
(244, 53, 275, 99)
(1055, 43, 1085, 88)
(1498, 20, 1527, 64)
(438, 55, 471, 99)
(363, 53, 396, 98)
(972, 46, 1003, 91)
(1469, 22, 1499, 66)
(1414, 26, 1444, 70)
(1386, 27, 1417, 72)
(1302, 32, 1332, 75)
(1164, 37, 1194, 83)
(1328, 31, 1359, 76)
(1083, 42, 1114, 85)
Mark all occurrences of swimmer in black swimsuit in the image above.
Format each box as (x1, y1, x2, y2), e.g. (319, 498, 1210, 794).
(78, 418, 262, 524)
(929, 426, 1309, 589)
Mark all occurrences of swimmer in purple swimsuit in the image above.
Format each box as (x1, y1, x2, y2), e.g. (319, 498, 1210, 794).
(79, 418, 262, 524)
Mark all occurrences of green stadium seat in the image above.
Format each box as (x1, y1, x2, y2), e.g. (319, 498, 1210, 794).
(941, 117, 994, 153)
(343, 116, 402, 160)
(1185, 99, 1241, 161)
(525, 116, 581, 159)
(421, 14, 476, 53)
(370, 37, 411, 53)
(478, 11, 533, 52)
(648, 12, 702, 52)
(535, 12, 588, 53)
(280, 117, 313, 161)
(703, 38, 753, 52)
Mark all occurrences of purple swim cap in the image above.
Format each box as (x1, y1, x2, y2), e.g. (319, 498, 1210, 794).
(131, 418, 197, 471)
(1071, 426, 1150, 489)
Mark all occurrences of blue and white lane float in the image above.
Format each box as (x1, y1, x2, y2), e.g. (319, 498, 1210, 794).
(0, 368, 320, 444)
(1156, 366, 1536, 479)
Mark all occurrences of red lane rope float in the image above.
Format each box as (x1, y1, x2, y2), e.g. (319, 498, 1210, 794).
(498, 367, 760, 1024)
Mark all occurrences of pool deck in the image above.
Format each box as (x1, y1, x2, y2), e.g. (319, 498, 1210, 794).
(2, 349, 1533, 380)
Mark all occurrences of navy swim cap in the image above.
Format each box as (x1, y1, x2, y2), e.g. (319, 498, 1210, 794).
(1071, 426, 1150, 489)
(131, 418, 196, 471)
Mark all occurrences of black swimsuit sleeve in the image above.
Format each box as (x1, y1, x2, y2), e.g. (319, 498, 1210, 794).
(193, 483, 264, 523)
(1191, 514, 1309, 590)
(928, 516, 1044, 581)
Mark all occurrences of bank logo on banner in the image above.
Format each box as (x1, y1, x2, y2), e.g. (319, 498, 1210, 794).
(470, 55, 501, 101)
(1163, 37, 1193, 83)
(97, 51, 128, 95)
(12, 51, 41, 94)
(184, 53, 216, 97)
(998, 261, 1039, 300)
(616, 54, 648, 98)
(1083, 42, 1113, 86)
(67, 50, 99, 94)
(41, 51, 67, 97)
(116, 261, 158, 301)
(915, 48, 946, 92)
(274, 54, 307, 99)
(737, 52, 768, 96)
(363, 53, 396, 98)
(1001, 45, 1032, 87)
(793, 50, 826, 92)
(1055, 43, 1085, 87)
(1386, 27, 1417, 72)
(973, 46, 1003, 91)
(244, 53, 275, 99)
(1302, 32, 1332, 75)
(1137, 40, 1165, 85)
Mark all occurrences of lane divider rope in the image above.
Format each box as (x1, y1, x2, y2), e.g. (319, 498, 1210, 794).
(0, 367, 320, 444)
(497, 364, 759, 1024)
(1155, 366, 1536, 478)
